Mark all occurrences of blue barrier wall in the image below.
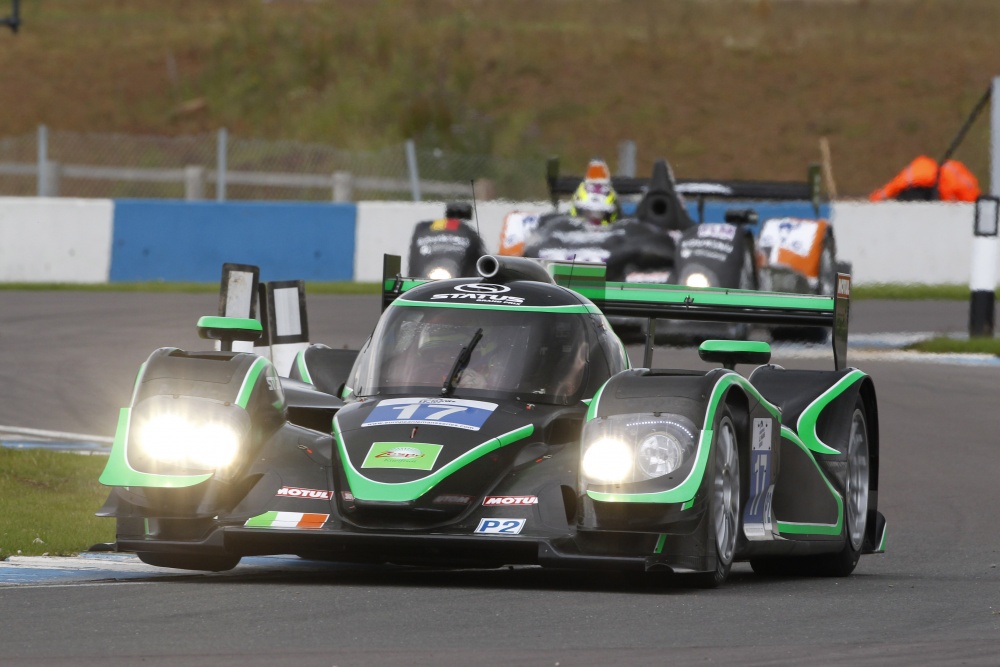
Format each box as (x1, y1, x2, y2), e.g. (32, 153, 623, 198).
(109, 200, 357, 282)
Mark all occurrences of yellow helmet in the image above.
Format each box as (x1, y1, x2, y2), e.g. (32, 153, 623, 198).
(570, 159, 619, 225)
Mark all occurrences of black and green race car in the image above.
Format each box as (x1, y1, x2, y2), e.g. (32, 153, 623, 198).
(97, 254, 886, 587)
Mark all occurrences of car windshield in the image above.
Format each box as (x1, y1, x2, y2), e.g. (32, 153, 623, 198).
(350, 304, 594, 404)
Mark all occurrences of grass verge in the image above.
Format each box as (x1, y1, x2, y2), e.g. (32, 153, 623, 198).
(0, 449, 114, 559)
(851, 284, 992, 301)
(905, 336, 1000, 356)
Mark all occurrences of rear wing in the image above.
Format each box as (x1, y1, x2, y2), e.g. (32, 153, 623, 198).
(546, 156, 823, 219)
(381, 254, 852, 371)
(548, 261, 850, 371)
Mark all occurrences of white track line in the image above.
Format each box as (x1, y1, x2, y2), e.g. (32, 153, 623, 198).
(0, 425, 112, 444)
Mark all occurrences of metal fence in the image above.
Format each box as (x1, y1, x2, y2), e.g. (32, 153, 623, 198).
(0, 127, 551, 202)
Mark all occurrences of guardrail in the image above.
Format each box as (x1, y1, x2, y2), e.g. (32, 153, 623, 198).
(0, 161, 478, 202)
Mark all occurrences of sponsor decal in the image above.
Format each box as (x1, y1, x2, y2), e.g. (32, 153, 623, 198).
(430, 285, 523, 305)
(697, 223, 737, 241)
(417, 234, 470, 250)
(743, 418, 775, 541)
(362, 442, 444, 470)
(276, 486, 333, 500)
(551, 230, 615, 244)
(837, 275, 851, 299)
(474, 518, 526, 535)
(244, 511, 329, 530)
(362, 397, 498, 431)
(483, 495, 538, 506)
(434, 494, 474, 505)
(502, 213, 539, 247)
(759, 218, 819, 259)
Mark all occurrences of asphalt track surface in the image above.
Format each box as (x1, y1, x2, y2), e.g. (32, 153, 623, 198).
(1, 292, 998, 666)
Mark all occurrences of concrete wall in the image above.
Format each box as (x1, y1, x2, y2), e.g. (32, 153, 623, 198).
(831, 200, 977, 285)
(0, 198, 113, 282)
(0, 196, 992, 285)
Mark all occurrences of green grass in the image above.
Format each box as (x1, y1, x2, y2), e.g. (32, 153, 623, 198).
(0, 449, 114, 559)
(905, 336, 1000, 356)
(851, 284, 996, 301)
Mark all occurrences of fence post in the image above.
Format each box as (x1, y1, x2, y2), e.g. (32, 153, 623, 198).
(216, 127, 228, 202)
(617, 140, 637, 177)
(38, 160, 60, 197)
(405, 139, 421, 202)
(36, 124, 48, 196)
(185, 165, 207, 201)
(473, 178, 496, 201)
(332, 171, 353, 202)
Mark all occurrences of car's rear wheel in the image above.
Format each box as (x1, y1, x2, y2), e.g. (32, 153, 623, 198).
(810, 397, 869, 576)
(750, 397, 870, 578)
(691, 408, 741, 588)
(137, 552, 241, 572)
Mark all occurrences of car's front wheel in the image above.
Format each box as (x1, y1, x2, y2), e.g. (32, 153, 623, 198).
(692, 408, 741, 588)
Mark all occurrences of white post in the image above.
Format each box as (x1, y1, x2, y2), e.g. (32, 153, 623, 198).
(332, 171, 353, 202)
(36, 124, 47, 196)
(184, 165, 207, 201)
(216, 127, 228, 202)
(405, 139, 421, 202)
(968, 77, 1000, 337)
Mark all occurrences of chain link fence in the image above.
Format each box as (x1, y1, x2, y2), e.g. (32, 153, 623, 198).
(0, 129, 549, 202)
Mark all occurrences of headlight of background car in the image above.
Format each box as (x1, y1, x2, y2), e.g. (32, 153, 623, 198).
(581, 413, 699, 485)
(128, 395, 252, 476)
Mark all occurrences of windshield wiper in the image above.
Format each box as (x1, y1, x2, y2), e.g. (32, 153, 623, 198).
(441, 328, 483, 397)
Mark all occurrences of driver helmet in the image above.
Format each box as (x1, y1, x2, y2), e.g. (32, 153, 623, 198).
(570, 159, 619, 225)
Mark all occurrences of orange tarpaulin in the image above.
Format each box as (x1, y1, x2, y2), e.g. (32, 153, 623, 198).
(869, 155, 981, 202)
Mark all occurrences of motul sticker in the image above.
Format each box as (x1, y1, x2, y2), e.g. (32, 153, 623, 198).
(244, 511, 328, 530)
(276, 486, 333, 500)
(483, 496, 538, 506)
(362, 442, 443, 470)
(475, 518, 526, 535)
(434, 494, 473, 505)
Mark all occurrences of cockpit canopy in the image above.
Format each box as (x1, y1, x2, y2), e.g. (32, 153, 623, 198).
(347, 303, 626, 405)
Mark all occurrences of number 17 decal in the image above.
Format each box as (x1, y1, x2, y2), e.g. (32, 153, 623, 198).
(475, 518, 526, 535)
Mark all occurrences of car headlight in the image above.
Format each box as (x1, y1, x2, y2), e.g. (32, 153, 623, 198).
(582, 438, 634, 483)
(581, 414, 699, 485)
(427, 266, 455, 280)
(129, 395, 251, 475)
(685, 272, 711, 288)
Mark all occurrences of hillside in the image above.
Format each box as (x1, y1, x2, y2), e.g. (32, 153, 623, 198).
(1, 0, 997, 198)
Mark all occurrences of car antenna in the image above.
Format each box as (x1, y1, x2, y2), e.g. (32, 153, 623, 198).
(470, 180, 482, 239)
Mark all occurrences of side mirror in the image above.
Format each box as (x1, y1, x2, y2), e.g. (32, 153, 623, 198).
(698, 339, 771, 370)
(197, 316, 263, 352)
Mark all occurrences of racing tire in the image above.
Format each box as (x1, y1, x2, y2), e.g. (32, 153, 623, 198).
(749, 397, 870, 578)
(137, 552, 241, 572)
(810, 396, 870, 576)
(691, 407, 741, 588)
